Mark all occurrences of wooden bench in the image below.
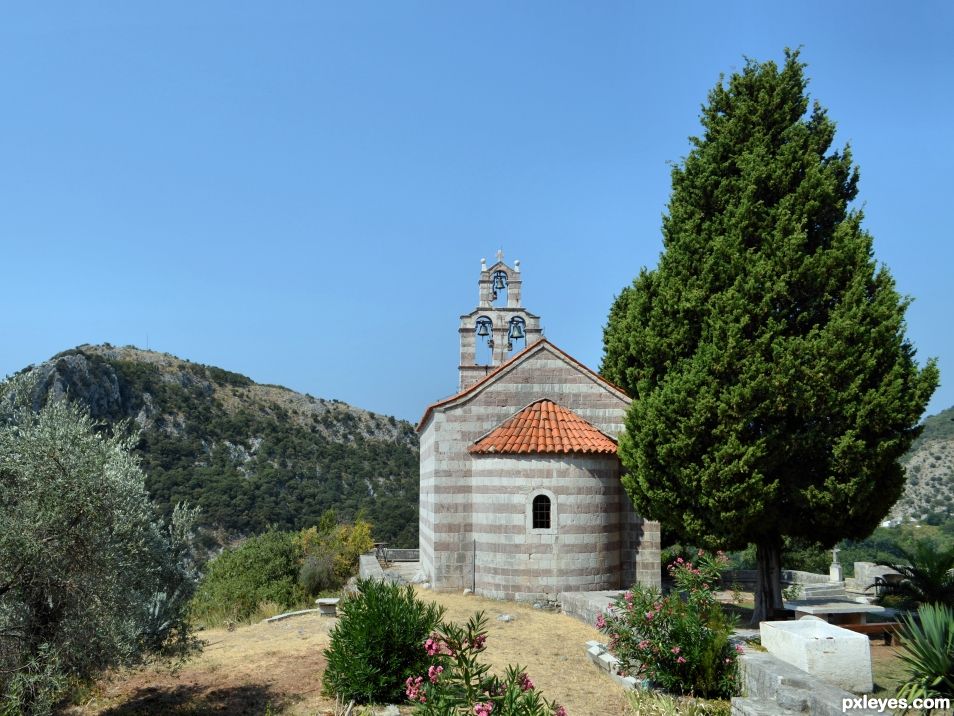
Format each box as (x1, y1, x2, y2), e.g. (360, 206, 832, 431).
(316, 597, 340, 617)
(838, 622, 900, 646)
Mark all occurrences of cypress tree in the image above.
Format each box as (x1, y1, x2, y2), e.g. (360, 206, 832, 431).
(602, 50, 939, 622)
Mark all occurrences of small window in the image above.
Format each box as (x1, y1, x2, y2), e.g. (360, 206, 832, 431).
(532, 495, 551, 529)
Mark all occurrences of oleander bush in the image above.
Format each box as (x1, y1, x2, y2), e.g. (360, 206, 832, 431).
(408, 611, 567, 716)
(599, 551, 740, 698)
(322, 579, 445, 704)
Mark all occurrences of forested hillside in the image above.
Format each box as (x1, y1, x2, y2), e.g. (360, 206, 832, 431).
(15, 345, 420, 546)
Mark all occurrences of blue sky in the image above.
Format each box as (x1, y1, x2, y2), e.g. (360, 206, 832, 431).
(2, 2, 952, 422)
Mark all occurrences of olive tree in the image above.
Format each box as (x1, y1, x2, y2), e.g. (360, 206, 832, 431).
(0, 376, 200, 715)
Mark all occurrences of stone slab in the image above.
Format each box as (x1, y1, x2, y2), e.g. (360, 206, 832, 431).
(760, 620, 872, 693)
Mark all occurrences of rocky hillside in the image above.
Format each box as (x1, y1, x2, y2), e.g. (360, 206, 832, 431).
(893, 406, 954, 522)
(16, 344, 420, 546)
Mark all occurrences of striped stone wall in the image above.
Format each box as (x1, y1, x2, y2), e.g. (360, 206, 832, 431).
(471, 454, 644, 600)
(419, 342, 661, 595)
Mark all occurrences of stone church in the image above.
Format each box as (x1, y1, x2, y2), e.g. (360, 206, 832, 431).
(418, 253, 660, 600)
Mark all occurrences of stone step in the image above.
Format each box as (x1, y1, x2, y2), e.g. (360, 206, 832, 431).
(800, 583, 847, 598)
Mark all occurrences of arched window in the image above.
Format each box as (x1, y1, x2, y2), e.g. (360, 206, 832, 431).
(532, 494, 551, 529)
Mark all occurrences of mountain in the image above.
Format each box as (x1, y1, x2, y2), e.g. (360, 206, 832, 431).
(14, 344, 420, 547)
(892, 406, 954, 522)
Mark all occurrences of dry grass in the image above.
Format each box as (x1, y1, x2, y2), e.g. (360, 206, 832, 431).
(429, 590, 632, 715)
(66, 614, 339, 715)
(67, 588, 631, 716)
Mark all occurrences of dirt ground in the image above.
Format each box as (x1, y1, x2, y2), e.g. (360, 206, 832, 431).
(65, 589, 917, 716)
(67, 589, 631, 716)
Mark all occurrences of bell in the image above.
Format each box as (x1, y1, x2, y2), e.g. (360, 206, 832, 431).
(476, 321, 490, 337)
(509, 321, 525, 340)
(493, 272, 507, 291)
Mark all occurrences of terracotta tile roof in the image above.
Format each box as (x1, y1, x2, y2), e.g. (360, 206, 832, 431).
(417, 339, 629, 431)
(469, 399, 618, 455)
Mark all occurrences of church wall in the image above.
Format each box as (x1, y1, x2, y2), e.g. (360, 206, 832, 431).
(418, 417, 436, 583)
(420, 346, 662, 592)
(470, 454, 638, 600)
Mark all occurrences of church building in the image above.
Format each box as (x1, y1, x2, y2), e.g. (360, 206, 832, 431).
(418, 253, 660, 600)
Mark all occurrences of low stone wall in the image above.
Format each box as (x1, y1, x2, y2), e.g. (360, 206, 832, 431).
(359, 553, 386, 581)
(560, 590, 622, 627)
(732, 651, 881, 716)
(386, 548, 420, 562)
(846, 562, 900, 597)
(584, 641, 641, 691)
(721, 569, 831, 591)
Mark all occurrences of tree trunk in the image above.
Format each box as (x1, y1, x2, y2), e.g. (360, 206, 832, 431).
(751, 538, 784, 625)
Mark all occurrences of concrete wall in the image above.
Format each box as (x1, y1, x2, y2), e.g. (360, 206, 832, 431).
(419, 342, 660, 594)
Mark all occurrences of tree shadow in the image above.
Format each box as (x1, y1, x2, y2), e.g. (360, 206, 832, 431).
(97, 682, 287, 715)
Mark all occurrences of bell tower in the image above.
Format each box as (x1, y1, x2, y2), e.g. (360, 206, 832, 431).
(459, 250, 543, 391)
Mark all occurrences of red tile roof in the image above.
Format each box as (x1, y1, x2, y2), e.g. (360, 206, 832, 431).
(417, 339, 629, 431)
(469, 399, 618, 455)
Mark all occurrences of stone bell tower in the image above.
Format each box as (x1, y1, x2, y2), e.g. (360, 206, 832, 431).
(459, 250, 542, 391)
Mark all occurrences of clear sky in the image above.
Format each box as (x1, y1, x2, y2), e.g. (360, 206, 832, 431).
(2, 2, 952, 423)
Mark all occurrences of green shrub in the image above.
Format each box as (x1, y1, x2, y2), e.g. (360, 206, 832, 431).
(626, 689, 731, 716)
(322, 579, 445, 704)
(599, 551, 740, 698)
(297, 519, 374, 590)
(409, 612, 566, 716)
(189, 529, 305, 627)
(299, 553, 336, 596)
(877, 540, 954, 608)
(896, 603, 954, 704)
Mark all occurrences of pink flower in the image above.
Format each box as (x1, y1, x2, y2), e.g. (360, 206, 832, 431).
(554, 707, 568, 716)
(645, 611, 654, 621)
(676, 557, 684, 564)
(428, 665, 443, 683)
(424, 637, 443, 656)
(519, 672, 535, 691)
(595, 613, 606, 629)
(637, 640, 649, 649)
(735, 644, 745, 654)
(405, 675, 425, 701)
(472, 634, 487, 650)
(671, 646, 680, 654)
(676, 656, 687, 664)
(624, 591, 633, 603)
(474, 702, 494, 716)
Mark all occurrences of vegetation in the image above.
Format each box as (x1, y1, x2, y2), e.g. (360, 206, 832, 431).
(896, 603, 954, 705)
(26, 345, 420, 547)
(599, 551, 739, 698)
(410, 612, 567, 716)
(322, 579, 445, 704)
(626, 690, 731, 716)
(0, 377, 200, 716)
(876, 540, 954, 608)
(189, 517, 373, 628)
(600, 49, 938, 622)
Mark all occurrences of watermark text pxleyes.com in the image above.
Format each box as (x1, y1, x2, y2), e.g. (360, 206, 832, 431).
(843, 695, 952, 713)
